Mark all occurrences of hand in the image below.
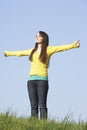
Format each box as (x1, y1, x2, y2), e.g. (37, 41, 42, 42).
(74, 40, 80, 48)
(3, 52, 8, 57)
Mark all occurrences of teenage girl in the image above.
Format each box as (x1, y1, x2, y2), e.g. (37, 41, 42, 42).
(4, 31, 80, 119)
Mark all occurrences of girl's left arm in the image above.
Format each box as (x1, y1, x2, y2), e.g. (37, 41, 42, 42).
(58, 40, 80, 51)
(47, 40, 80, 55)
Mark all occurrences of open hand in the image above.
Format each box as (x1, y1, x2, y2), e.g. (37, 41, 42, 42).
(74, 40, 80, 48)
(3, 52, 8, 57)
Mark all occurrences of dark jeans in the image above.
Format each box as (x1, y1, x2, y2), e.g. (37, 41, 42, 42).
(27, 80, 49, 119)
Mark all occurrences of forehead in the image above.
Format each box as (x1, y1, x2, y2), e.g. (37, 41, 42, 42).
(36, 32, 40, 36)
(36, 32, 42, 37)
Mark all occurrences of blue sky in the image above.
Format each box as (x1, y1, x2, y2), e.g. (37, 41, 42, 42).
(0, 0, 87, 121)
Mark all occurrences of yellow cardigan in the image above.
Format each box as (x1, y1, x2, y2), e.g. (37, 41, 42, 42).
(4, 41, 79, 77)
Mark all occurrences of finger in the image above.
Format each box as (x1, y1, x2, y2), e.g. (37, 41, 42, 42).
(4, 52, 7, 57)
(77, 42, 80, 47)
(77, 40, 80, 43)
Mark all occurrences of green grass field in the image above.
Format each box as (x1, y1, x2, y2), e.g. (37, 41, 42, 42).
(0, 111, 87, 130)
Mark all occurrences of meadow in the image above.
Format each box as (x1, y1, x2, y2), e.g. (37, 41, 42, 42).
(0, 111, 87, 130)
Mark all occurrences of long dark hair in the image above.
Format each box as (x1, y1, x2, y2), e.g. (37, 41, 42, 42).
(29, 31, 49, 63)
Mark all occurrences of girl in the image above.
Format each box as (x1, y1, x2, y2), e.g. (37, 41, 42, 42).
(4, 31, 80, 119)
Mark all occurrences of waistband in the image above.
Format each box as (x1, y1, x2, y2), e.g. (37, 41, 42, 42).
(28, 75, 48, 81)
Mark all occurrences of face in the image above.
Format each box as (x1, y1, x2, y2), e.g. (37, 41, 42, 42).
(35, 32, 43, 43)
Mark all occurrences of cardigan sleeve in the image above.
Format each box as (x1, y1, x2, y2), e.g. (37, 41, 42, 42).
(47, 41, 79, 55)
(4, 48, 33, 57)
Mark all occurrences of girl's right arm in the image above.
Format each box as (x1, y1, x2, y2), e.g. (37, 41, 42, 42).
(4, 48, 33, 57)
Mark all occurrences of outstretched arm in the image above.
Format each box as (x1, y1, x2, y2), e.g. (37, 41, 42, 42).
(57, 40, 80, 51)
(3, 48, 33, 57)
(47, 40, 80, 55)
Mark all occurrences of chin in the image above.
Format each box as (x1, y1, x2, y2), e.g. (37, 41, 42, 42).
(36, 41, 42, 44)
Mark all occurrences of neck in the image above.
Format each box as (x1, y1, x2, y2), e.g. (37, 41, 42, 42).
(38, 43, 42, 48)
(36, 43, 42, 52)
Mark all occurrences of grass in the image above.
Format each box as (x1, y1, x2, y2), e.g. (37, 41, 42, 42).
(0, 111, 87, 130)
